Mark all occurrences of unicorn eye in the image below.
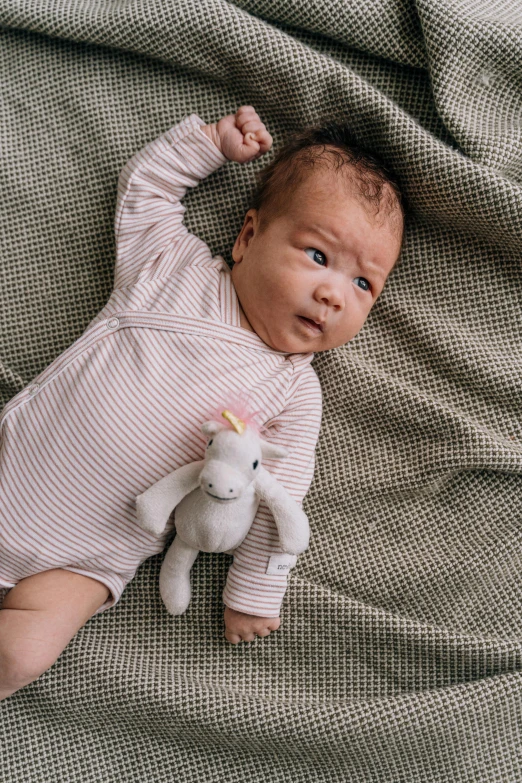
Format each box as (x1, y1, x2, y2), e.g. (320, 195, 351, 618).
(253, 460, 258, 469)
(207, 439, 213, 447)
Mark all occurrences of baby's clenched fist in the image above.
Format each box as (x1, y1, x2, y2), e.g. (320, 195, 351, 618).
(201, 106, 272, 164)
(224, 606, 280, 643)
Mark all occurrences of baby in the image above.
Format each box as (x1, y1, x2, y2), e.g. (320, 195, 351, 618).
(0, 106, 404, 701)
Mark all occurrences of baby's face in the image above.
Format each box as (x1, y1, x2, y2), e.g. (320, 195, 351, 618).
(231, 167, 402, 353)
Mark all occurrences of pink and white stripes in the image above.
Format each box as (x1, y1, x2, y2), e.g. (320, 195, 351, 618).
(0, 115, 322, 618)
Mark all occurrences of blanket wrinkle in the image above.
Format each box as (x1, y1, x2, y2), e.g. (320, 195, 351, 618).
(230, 0, 429, 69)
(3, 2, 522, 239)
(416, 0, 522, 176)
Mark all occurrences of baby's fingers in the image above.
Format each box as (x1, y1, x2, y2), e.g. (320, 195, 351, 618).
(240, 118, 265, 134)
(245, 129, 273, 154)
(235, 106, 260, 126)
(257, 129, 273, 152)
(225, 632, 255, 644)
(224, 629, 242, 644)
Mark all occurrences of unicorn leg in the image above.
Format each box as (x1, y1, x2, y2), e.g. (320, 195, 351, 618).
(159, 535, 199, 616)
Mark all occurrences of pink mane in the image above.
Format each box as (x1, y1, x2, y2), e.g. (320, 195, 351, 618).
(206, 392, 266, 437)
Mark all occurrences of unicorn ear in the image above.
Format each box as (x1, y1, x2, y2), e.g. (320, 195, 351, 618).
(201, 421, 227, 437)
(260, 440, 289, 460)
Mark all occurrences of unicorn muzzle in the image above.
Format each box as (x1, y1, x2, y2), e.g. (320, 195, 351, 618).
(199, 464, 246, 502)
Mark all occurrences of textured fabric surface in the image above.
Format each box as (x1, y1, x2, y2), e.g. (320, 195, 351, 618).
(1, 0, 521, 780)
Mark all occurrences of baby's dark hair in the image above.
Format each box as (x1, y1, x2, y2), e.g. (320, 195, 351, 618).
(249, 121, 406, 257)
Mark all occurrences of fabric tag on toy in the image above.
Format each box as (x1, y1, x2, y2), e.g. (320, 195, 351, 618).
(266, 553, 298, 575)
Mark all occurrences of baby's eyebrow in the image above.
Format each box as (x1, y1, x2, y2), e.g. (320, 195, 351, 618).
(300, 224, 386, 281)
(304, 224, 343, 249)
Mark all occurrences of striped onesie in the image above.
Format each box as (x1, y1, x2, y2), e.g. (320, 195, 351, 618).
(0, 114, 322, 618)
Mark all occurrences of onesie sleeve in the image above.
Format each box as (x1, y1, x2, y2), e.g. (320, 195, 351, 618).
(222, 363, 323, 618)
(113, 114, 228, 290)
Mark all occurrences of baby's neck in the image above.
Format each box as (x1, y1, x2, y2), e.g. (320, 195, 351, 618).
(238, 302, 256, 333)
(230, 261, 256, 333)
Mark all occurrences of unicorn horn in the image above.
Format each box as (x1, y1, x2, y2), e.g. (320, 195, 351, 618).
(222, 409, 246, 434)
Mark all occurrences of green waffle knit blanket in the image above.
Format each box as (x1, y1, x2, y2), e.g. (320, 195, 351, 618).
(1, 1, 521, 781)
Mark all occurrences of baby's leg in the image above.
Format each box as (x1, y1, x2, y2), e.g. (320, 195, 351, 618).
(0, 568, 109, 701)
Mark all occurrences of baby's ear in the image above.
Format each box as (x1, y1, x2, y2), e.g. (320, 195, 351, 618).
(260, 440, 288, 460)
(232, 209, 258, 263)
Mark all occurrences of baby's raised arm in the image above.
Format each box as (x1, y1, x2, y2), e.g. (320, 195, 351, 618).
(112, 106, 271, 292)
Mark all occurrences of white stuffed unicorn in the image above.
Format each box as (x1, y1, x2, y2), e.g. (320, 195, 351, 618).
(135, 407, 310, 616)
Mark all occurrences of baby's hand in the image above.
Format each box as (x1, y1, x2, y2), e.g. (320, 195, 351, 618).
(201, 106, 273, 164)
(224, 606, 280, 643)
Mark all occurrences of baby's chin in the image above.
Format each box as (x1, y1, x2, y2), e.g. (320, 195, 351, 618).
(273, 328, 347, 353)
(264, 324, 323, 354)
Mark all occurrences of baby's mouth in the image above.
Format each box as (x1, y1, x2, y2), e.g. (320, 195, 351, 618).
(297, 315, 323, 333)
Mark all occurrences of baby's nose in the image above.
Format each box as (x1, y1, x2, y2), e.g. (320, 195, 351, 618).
(319, 289, 343, 310)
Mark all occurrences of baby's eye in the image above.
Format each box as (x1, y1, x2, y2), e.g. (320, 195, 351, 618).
(354, 277, 371, 292)
(304, 247, 327, 266)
